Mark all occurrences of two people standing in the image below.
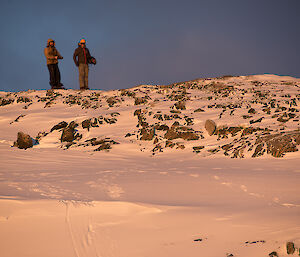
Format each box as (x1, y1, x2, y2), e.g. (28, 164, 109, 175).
(44, 38, 96, 90)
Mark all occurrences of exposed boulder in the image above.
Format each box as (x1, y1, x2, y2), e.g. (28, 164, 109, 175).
(140, 128, 155, 141)
(252, 143, 265, 157)
(0, 98, 14, 106)
(248, 108, 256, 114)
(50, 121, 68, 132)
(61, 121, 78, 142)
(17, 96, 31, 103)
(134, 97, 148, 105)
(94, 143, 111, 151)
(269, 252, 278, 257)
(286, 242, 295, 254)
(164, 125, 199, 141)
(174, 101, 186, 110)
(193, 146, 204, 153)
(91, 118, 99, 127)
(265, 134, 299, 157)
(205, 119, 216, 136)
(194, 108, 205, 113)
(82, 119, 91, 130)
(14, 132, 33, 149)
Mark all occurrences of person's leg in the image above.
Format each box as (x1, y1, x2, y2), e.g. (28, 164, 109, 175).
(47, 64, 56, 89)
(54, 64, 62, 88)
(84, 64, 89, 89)
(78, 64, 85, 89)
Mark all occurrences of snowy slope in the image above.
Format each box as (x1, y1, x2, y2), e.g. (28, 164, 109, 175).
(0, 74, 299, 257)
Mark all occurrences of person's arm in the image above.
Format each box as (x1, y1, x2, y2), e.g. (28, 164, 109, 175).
(73, 49, 79, 66)
(56, 49, 63, 59)
(86, 48, 96, 64)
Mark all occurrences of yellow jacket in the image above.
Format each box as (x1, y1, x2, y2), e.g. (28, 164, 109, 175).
(44, 39, 63, 65)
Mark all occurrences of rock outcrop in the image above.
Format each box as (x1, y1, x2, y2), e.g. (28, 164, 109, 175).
(14, 132, 33, 149)
(205, 119, 216, 136)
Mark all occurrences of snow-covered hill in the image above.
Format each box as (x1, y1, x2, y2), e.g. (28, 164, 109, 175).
(1, 74, 299, 158)
(0, 74, 299, 257)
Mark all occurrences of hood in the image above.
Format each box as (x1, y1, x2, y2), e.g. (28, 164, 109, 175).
(47, 38, 55, 46)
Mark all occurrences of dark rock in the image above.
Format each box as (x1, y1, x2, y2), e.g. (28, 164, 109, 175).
(242, 115, 253, 119)
(91, 118, 99, 127)
(269, 251, 278, 257)
(228, 127, 243, 136)
(193, 238, 202, 242)
(134, 109, 142, 116)
(106, 97, 119, 107)
(120, 89, 136, 97)
(36, 131, 48, 141)
(140, 128, 155, 141)
(180, 131, 199, 140)
(61, 122, 77, 142)
(61, 127, 75, 142)
(250, 117, 264, 124)
(194, 108, 205, 113)
(174, 101, 186, 110)
(262, 107, 271, 114)
(153, 114, 163, 121)
(164, 126, 199, 141)
(0, 98, 14, 106)
(248, 108, 256, 114)
(134, 97, 148, 105)
(252, 143, 265, 157)
(110, 112, 120, 117)
(193, 146, 204, 153)
(104, 118, 117, 124)
(242, 127, 262, 136)
(15, 132, 33, 149)
(154, 124, 169, 131)
(205, 119, 216, 136)
(50, 121, 68, 132)
(10, 114, 26, 124)
(165, 140, 176, 148)
(164, 129, 179, 140)
(170, 109, 181, 114)
(286, 241, 295, 254)
(176, 143, 185, 149)
(264, 134, 298, 157)
(221, 144, 233, 152)
(94, 143, 111, 151)
(277, 116, 290, 123)
(171, 121, 180, 128)
(17, 96, 31, 103)
(82, 119, 91, 130)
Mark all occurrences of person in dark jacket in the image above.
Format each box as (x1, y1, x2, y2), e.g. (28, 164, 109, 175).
(44, 39, 64, 89)
(73, 38, 96, 90)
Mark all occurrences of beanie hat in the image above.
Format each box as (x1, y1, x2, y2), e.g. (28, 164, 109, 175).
(80, 38, 86, 44)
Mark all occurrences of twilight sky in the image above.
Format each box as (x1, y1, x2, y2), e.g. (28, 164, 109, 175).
(1, 0, 299, 91)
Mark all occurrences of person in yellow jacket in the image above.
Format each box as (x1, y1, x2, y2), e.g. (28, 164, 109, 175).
(44, 39, 64, 89)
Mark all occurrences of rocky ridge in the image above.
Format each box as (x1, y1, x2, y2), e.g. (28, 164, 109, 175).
(1, 74, 300, 158)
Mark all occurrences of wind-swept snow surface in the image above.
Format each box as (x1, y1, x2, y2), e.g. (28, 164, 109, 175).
(0, 74, 299, 257)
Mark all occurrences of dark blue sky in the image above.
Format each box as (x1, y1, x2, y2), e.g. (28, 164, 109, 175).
(1, 0, 299, 91)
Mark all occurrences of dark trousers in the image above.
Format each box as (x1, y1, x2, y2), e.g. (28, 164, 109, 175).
(47, 64, 62, 89)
